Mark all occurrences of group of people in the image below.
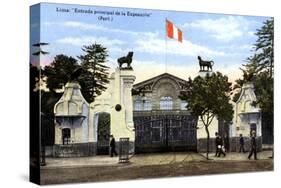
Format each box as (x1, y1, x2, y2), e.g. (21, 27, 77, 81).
(110, 132, 258, 159)
(215, 132, 227, 157)
(215, 131, 258, 160)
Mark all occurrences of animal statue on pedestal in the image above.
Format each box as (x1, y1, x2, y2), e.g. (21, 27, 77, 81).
(198, 56, 214, 72)
(118, 51, 134, 69)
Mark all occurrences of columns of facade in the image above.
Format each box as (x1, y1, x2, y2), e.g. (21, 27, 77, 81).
(120, 70, 136, 130)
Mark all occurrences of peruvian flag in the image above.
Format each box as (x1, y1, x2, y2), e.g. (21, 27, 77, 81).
(166, 19, 183, 42)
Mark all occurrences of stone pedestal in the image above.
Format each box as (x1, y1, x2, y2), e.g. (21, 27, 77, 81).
(198, 70, 213, 78)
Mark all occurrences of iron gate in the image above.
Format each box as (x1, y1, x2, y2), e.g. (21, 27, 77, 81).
(97, 113, 110, 155)
(134, 115, 197, 153)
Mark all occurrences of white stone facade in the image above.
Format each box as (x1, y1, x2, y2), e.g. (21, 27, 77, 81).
(54, 68, 136, 148)
(53, 82, 89, 144)
(90, 68, 136, 144)
(232, 82, 262, 137)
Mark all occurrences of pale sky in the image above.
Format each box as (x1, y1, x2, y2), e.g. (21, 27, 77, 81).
(30, 3, 270, 84)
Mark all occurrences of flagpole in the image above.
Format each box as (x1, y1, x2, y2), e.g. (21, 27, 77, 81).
(165, 18, 167, 73)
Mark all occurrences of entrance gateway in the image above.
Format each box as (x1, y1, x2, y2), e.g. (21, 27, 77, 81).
(134, 112, 197, 153)
(132, 73, 198, 153)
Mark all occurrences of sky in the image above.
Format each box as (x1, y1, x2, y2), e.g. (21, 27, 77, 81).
(30, 3, 270, 84)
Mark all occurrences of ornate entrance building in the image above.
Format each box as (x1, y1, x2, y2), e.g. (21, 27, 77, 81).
(133, 73, 198, 153)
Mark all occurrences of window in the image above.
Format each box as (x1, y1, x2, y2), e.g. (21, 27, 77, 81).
(160, 96, 173, 110)
(181, 101, 188, 110)
(62, 128, 71, 145)
(134, 98, 152, 111)
(134, 100, 142, 111)
(143, 100, 152, 111)
(250, 123, 256, 135)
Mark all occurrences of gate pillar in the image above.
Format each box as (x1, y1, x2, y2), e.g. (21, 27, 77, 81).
(110, 68, 136, 154)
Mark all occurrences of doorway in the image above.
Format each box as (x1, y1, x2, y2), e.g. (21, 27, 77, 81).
(97, 113, 111, 155)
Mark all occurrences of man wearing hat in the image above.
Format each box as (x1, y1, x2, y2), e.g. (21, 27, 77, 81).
(109, 134, 118, 157)
(248, 131, 258, 160)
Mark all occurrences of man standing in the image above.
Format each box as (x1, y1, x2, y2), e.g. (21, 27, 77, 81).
(109, 135, 118, 157)
(239, 134, 245, 153)
(248, 131, 258, 160)
(218, 135, 226, 157)
(215, 132, 219, 157)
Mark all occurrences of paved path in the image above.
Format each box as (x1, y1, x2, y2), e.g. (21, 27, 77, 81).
(200, 150, 273, 161)
(41, 151, 273, 185)
(43, 155, 120, 168)
(42, 151, 273, 169)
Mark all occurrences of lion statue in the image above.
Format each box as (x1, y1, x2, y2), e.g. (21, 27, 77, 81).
(117, 51, 134, 69)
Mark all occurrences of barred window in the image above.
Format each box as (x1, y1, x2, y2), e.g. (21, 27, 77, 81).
(160, 96, 173, 110)
(134, 100, 142, 111)
(143, 100, 152, 111)
(62, 128, 71, 145)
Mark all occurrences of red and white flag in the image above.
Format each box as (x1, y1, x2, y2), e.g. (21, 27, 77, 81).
(166, 19, 183, 42)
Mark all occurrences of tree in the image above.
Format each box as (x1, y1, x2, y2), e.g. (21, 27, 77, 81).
(78, 43, 110, 102)
(253, 72, 273, 116)
(252, 18, 273, 77)
(44, 54, 79, 92)
(179, 72, 233, 159)
(233, 18, 274, 106)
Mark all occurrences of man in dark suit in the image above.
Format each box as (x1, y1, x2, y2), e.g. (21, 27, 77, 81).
(239, 134, 245, 153)
(215, 132, 219, 157)
(218, 135, 226, 157)
(110, 135, 118, 157)
(248, 131, 258, 160)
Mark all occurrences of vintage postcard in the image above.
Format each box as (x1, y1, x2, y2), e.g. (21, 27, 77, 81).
(30, 2, 274, 185)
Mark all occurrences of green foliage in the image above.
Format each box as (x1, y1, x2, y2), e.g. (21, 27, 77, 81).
(43, 54, 79, 91)
(38, 43, 110, 144)
(40, 91, 61, 145)
(244, 18, 273, 77)
(43, 43, 110, 103)
(78, 43, 110, 102)
(254, 18, 274, 77)
(233, 18, 274, 115)
(179, 72, 233, 159)
(180, 72, 234, 126)
(253, 72, 273, 116)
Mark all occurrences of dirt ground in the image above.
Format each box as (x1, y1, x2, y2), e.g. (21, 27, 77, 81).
(41, 157, 273, 185)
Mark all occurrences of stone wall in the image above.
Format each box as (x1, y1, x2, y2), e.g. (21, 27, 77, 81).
(197, 138, 216, 152)
(197, 136, 262, 153)
(46, 141, 135, 157)
(229, 136, 262, 152)
(52, 143, 97, 157)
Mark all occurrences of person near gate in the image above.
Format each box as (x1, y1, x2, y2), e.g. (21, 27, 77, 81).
(248, 131, 258, 160)
(239, 134, 246, 153)
(215, 132, 219, 157)
(109, 134, 118, 157)
(218, 134, 226, 157)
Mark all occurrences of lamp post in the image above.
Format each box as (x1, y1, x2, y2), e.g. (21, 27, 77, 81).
(32, 42, 49, 166)
(40, 112, 46, 166)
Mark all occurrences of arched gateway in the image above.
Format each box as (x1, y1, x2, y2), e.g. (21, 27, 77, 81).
(96, 112, 111, 155)
(133, 73, 198, 153)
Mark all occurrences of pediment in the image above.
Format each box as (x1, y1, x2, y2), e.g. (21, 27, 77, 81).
(133, 73, 188, 92)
